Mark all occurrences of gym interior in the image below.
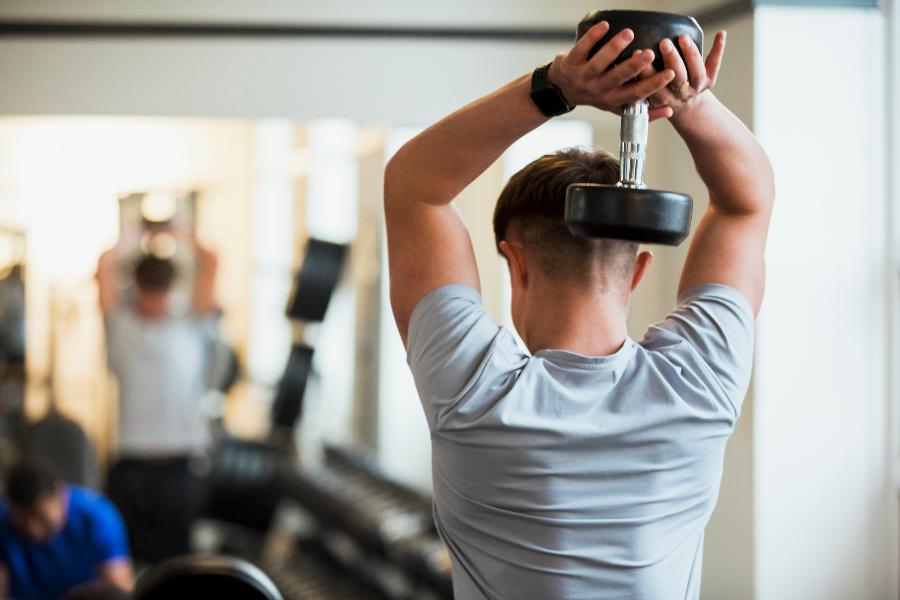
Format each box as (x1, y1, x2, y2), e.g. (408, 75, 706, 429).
(0, 1, 898, 598)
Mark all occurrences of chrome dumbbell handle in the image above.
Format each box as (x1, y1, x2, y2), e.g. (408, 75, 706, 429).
(618, 98, 649, 189)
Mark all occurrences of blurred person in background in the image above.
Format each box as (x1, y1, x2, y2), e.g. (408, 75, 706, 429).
(97, 233, 219, 563)
(0, 459, 132, 600)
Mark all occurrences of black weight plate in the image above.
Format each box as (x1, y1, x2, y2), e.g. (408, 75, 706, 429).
(285, 238, 348, 322)
(577, 10, 703, 74)
(270, 344, 314, 430)
(565, 184, 692, 246)
(134, 555, 283, 600)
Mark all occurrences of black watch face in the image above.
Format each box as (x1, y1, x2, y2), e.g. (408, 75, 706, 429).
(532, 85, 569, 116)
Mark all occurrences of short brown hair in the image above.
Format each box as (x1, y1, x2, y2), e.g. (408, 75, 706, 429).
(6, 459, 60, 508)
(134, 255, 176, 292)
(493, 147, 638, 286)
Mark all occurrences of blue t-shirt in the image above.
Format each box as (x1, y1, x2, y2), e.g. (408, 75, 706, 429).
(407, 284, 754, 600)
(0, 486, 130, 600)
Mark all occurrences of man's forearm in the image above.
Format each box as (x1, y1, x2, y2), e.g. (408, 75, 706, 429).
(671, 93, 775, 215)
(192, 244, 218, 315)
(97, 249, 118, 314)
(385, 74, 548, 208)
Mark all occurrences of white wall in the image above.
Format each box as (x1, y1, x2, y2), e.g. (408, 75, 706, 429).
(754, 7, 891, 599)
(0, 0, 730, 124)
(890, 0, 900, 593)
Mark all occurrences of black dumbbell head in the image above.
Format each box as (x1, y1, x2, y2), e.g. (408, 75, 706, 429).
(577, 10, 703, 73)
(565, 184, 693, 246)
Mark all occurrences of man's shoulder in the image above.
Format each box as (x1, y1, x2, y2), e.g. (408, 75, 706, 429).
(68, 487, 118, 523)
(634, 283, 755, 417)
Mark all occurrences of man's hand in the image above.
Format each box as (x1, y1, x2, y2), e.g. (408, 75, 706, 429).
(547, 21, 676, 120)
(97, 559, 134, 592)
(647, 31, 727, 121)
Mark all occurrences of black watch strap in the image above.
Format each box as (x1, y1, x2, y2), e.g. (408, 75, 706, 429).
(530, 63, 574, 117)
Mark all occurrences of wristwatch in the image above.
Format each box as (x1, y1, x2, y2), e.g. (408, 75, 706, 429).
(530, 63, 574, 117)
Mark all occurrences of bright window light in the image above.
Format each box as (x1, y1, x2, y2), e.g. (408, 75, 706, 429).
(306, 120, 358, 244)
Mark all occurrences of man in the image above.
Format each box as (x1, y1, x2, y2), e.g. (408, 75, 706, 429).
(97, 234, 219, 562)
(384, 20, 773, 600)
(0, 459, 133, 599)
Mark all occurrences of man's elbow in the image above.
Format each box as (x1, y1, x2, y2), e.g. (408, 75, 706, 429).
(383, 153, 406, 211)
(761, 156, 776, 207)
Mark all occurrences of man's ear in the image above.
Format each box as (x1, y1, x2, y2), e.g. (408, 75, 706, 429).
(631, 250, 653, 291)
(499, 241, 528, 289)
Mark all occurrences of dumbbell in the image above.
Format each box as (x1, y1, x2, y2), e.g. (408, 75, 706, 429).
(565, 10, 702, 246)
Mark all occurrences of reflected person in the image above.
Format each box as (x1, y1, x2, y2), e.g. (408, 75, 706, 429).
(97, 235, 219, 563)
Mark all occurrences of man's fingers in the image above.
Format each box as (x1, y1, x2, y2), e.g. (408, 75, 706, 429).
(659, 38, 688, 91)
(705, 30, 727, 87)
(568, 21, 610, 64)
(589, 28, 634, 73)
(649, 88, 677, 107)
(637, 62, 656, 80)
(649, 106, 674, 121)
(603, 49, 654, 88)
(679, 34, 706, 88)
(611, 69, 675, 105)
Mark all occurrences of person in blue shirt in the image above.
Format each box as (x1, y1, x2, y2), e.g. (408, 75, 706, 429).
(0, 459, 133, 600)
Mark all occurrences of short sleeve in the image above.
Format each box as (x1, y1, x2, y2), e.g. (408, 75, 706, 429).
(89, 497, 130, 566)
(193, 310, 222, 339)
(640, 284, 755, 416)
(407, 285, 524, 430)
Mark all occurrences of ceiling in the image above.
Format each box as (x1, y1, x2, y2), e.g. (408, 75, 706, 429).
(0, 0, 742, 29)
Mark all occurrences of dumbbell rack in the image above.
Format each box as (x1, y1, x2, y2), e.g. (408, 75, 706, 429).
(280, 446, 453, 600)
(262, 540, 391, 600)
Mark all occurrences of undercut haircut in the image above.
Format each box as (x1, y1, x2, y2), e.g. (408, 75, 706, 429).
(493, 147, 639, 287)
(134, 255, 176, 292)
(6, 459, 60, 508)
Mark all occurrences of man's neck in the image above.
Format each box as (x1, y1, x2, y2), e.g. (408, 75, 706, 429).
(522, 283, 629, 357)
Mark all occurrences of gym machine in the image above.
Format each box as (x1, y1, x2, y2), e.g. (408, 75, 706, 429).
(566, 10, 702, 246)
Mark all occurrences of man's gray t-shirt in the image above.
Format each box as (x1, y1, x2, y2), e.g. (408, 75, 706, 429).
(105, 310, 215, 456)
(407, 284, 754, 600)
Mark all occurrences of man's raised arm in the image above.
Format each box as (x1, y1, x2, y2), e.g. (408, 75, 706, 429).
(652, 32, 775, 314)
(384, 21, 676, 343)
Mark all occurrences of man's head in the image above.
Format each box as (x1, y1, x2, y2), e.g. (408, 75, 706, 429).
(134, 254, 176, 318)
(493, 148, 653, 332)
(5, 459, 67, 544)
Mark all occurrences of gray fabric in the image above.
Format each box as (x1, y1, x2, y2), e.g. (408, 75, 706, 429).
(407, 284, 754, 600)
(105, 309, 216, 456)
